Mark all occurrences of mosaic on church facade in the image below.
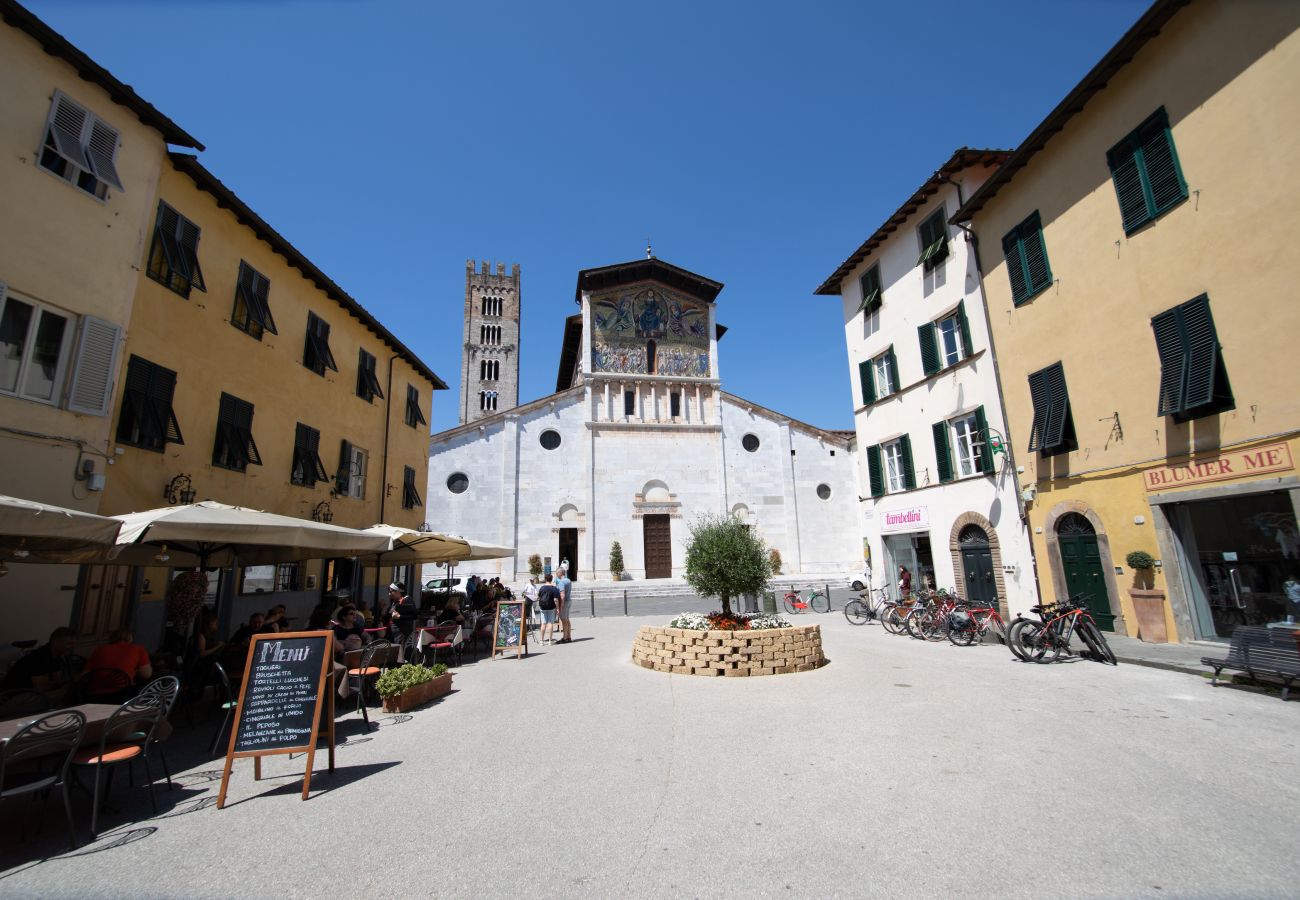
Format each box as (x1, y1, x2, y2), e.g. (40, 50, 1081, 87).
(590, 285, 710, 377)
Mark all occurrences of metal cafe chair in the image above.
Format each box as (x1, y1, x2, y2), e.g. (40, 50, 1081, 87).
(0, 709, 85, 850)
(347, 640, 391, 731)
(208, 662, 240, 758)
(424, 624, 462, 667)
(134, 676, 181, 789)
(70, 694, 165, 838)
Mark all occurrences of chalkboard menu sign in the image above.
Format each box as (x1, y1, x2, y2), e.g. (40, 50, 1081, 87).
(217, 631, 335, 808)
(491, 599, 527, 659)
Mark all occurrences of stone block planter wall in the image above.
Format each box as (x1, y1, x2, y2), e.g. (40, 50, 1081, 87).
(631, 625, 825, 677)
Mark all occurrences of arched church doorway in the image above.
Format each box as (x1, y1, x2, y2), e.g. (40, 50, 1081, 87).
(1057, 512, 1114, 631)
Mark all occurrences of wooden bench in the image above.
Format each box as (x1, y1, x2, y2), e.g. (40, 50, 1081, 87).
(1202, 626, 1300, 700)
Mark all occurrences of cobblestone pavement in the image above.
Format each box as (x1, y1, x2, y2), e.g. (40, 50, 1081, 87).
(2, 611, 1296, 898)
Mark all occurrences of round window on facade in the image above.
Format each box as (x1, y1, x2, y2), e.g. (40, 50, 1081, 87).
(446, 473, 469, 494)
(742, 434, 760, 453)
(539, 430, 561, 450)
(816, 483, 832, 501)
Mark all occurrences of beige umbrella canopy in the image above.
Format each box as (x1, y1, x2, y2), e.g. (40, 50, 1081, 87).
(359, 525, 515, 565)
(0, 493, 123, 562)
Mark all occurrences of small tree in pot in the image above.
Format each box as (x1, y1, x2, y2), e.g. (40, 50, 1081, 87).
(528, 554, 543, 579)
(684, 514, 771, 618)
(768, 548, 783, 576)
(609, 541, 624, 580)
(1126, 550, 1156, 589)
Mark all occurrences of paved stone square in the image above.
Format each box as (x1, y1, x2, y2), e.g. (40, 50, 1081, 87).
(2, 612, 1297, 898)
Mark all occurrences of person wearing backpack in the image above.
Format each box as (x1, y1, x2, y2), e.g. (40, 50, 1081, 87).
(536, 574, 561, 646)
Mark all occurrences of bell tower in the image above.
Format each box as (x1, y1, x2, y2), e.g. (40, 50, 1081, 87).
(460, 260, 520, 425)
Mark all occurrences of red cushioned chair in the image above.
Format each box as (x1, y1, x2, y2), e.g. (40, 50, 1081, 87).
(71, 694, 164, 837)
(347, 640, 391, 730)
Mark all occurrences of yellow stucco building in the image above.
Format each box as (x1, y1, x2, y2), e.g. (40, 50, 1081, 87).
(94, 153, 447, 641)
(0, 3, 202, 645)
(955, 0, 1300, 642)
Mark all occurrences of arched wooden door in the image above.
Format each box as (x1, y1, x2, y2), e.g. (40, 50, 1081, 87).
(1057, 513, 1115, 631)
(958, 525, 997, 607)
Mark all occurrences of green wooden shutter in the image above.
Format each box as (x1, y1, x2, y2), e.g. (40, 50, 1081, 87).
(336, 439, 353, 495)
(1021, 213, 1052, 296)
(957, 300, 973, 359)
(859, 359, 875, 406)
(1107, 139, 1149, 233)
(932, 421, 953, 484)
(1180, 295, 1219, 410)
(885, 345, 899, 393)
(918, 322, 940, 375)
(857, 265, 882, 315)
(1002, 228, 1028, 305)
(867, 445, 884, 498)
(1027, 366, 1053, 452)
(1140, 109, 1187, 216)
(1151, 308, 1186, 416)
(973, 406, 993, 474)
(899, 434, 915, 489)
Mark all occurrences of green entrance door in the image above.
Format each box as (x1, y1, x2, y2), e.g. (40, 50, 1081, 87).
(1057, 513, 1115, 631)
(958, 525, 997, 608)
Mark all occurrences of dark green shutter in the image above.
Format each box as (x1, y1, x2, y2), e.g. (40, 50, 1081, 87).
(1027, 367, 1053, 451)
(1028, 363, 1071, 452)
(337, 440, 353, 495)
(1002, 228, 1028, 304)
(973, 406, 993, 474)
(867, 445, 884, 498)
(1152, 308, 1187, 416)
(858, 265, 882, 315)
(957, 300, 973, 359)
(1140, 111, 1187, 215)
(918, 322, 940, 375)
(1108, 141, 1149, 233)
(1021, 214, 1052, 296)
(1180, 295, 1218, 409)
(859, 359, 875, 406)
(932, 421, 953, 484)
(899, 434, 915, 489)
(885, 345, 899, 393)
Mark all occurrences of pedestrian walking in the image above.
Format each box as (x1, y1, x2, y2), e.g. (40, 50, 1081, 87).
(555, 567, 573, 643)
(536, 575, 561, 645)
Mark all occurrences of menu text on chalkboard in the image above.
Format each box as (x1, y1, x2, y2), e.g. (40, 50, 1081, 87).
(218, 631, 335, 808)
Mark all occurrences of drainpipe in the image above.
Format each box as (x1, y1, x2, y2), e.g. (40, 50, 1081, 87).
(379, 352, 399, 525)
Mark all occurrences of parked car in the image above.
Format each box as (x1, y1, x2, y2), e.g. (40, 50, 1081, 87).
(848, 570, 873, 592)
(424, 577, 462, 592)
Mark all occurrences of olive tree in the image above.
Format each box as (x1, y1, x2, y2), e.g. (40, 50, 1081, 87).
(683, 514, 771, 617)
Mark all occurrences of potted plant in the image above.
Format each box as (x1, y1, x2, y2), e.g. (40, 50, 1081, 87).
(1124, 550, 1166, 643)
(768, 548, 783, 577)
(528, 554, 543, 580)
(1125, 550, 1156, 589)
(609, 541, 624, 581)
(376, 662, 452, 713)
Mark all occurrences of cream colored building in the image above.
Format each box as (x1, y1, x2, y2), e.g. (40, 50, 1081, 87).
(954, 0, 1300, 642)
(97, 153, 446, 642)
(0, 2, 202, 646)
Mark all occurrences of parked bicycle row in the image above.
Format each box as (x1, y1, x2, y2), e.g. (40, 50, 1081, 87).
(841, 588, 1118, 665)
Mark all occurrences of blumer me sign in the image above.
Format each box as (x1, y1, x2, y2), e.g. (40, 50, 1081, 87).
(1143, 442, 1294, 491)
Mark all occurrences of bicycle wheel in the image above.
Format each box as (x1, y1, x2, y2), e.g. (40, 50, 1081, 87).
(947, 613, 978, 646)
(1010, 619, 1048, 662)
(811, 591, 831, 614)
(880, 606, 903, 634)
(843, 600, 871, 625)
(1077, 619, 1118, 665)
(904, 611, 928, 640)
(782, 595, 801, 615)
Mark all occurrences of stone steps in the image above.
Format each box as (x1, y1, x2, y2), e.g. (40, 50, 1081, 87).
(562, 573, 852, 602)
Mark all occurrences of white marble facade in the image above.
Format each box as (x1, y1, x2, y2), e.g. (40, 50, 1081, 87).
(425, 258, 861, 583)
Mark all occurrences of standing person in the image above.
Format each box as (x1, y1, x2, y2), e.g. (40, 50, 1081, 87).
(536, 575, 561, 645)
(466, 574, 480, 600)
(555, 567, 573, 643)
(521, 577, 539, 626)
(897, 565, 913, 599)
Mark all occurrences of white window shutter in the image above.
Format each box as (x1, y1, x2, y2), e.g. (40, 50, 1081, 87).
(85, 118, 124, 191)
(48, 92, 91, 171)
(65, 315, 122, 416)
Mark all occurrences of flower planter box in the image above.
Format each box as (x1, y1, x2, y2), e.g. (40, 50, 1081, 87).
(381, 672, 453, 713)
(1129, 589, 1168, 643)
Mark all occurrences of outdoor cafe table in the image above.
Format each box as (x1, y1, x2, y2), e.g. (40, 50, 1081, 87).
(0, 703, 119, 748)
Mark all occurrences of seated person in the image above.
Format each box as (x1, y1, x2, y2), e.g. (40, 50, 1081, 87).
(332, 605, 366, 651)
(437, 597, 467, 625)
(309, 607, 354, 700)
(86, 628, 153, 691)
(261, 604, 289, 633)
(2, 626, 78, 695)
(355, 601, 374, 627)
(229, 612, 266, 646)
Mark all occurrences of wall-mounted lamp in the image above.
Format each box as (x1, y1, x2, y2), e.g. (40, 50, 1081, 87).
(164, 474, 196, 505)
(154, 544, 170, 563)
(312, 501, 334, 523)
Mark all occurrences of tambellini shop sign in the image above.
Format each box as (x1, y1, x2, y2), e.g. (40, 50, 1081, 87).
(880, 505, 929, 533)
(1144, 441, 1295, 491)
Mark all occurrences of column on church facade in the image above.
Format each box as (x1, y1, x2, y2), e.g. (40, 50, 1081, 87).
(603, 380, 610, 423)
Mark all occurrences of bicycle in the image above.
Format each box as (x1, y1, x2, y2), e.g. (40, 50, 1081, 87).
(782, 586, 830, 615)
(843, 587, 889, 625)
(947, 604, 1008, 647)
(1008, 594, 1118, 665)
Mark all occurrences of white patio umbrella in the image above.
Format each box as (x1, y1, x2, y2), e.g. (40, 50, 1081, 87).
(0, 493, 123, 563)
(357, 524, 514, 604)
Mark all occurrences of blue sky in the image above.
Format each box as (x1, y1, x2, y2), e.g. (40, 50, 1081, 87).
(28, 0, 1148, 434)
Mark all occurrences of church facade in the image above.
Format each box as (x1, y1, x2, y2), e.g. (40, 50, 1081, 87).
(426, 257, 862, 582)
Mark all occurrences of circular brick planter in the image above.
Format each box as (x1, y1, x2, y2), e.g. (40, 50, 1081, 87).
(631, 624, 825, 677)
